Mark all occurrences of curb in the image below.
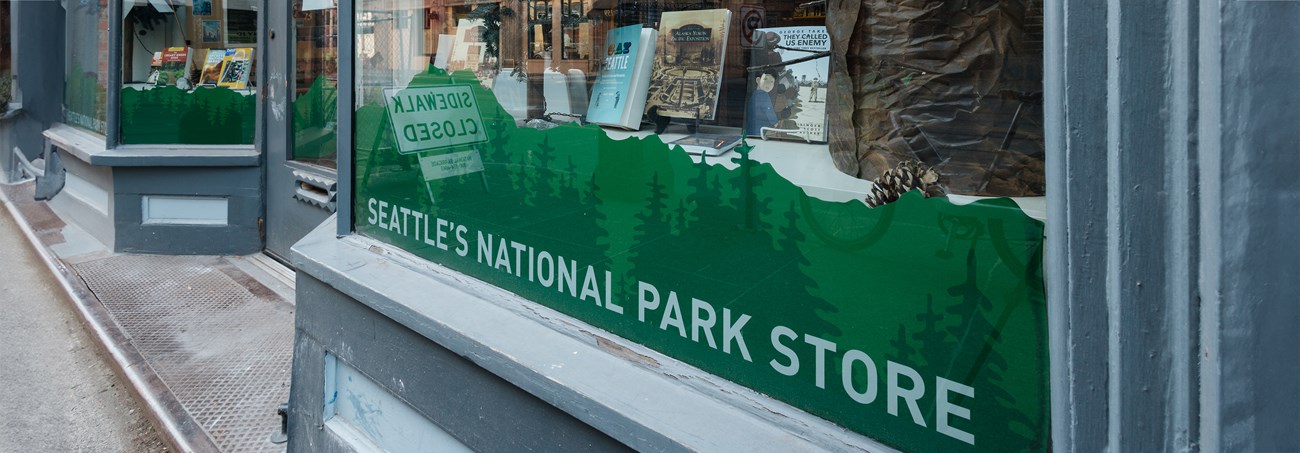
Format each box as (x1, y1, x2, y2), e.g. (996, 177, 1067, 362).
(0, 183, 222, 453)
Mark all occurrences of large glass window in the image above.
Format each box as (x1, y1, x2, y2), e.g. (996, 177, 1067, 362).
(351, 1, 1048, 451)
(119, 0, 259, 145)
(65, 0, 110, 134)
(558, 0, 588, 60)
(526, 0, 551, 60)
(293, 0, 340, 169)
(0, 1, 13, 110)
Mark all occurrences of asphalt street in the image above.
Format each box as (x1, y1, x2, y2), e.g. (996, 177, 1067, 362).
(0, 201, 168, 452)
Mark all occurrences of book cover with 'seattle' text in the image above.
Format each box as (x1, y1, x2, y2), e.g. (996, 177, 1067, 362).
(587, 25, 657, 129)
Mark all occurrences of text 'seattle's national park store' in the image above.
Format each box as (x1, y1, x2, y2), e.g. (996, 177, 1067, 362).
(18, 0, 1297, 451)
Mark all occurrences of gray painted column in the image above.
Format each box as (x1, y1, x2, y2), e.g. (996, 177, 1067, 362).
(9, 2, 64, 165)
(1198, 1, 1300, 451)
(1047, 0, 1202, 449)
(336, 0, 354, 237)
(1050, 0, 1300, 451)
(105, 0, 121, 148)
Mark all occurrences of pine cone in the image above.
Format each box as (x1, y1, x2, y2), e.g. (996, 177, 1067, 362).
(864, 160, 942, 208)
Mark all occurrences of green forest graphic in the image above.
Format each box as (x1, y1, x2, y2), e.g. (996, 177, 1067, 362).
(120, 85, 256, 145)
(356, 69, 1048, 452)
(66, 63, 108, 134)
(293, 76, 339, 161)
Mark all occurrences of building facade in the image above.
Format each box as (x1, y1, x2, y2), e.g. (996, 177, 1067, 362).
(3, 0, 1296, 451)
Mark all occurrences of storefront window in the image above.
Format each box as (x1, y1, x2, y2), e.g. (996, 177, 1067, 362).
(558, 0, 588, 60)
(119, 0, 259, 145)
(352, 1, 1048, 451)
(0, 1, 13, 108)
(527, 0, 551, 60)
(66, 0, 110, 134)
(293, 0, 339, 169)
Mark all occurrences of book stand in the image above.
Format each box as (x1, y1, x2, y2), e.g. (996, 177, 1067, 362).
(648, 105, 703, 135)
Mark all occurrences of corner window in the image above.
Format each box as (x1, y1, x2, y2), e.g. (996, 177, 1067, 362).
(65, 0, 110, 134)
(292, 0, 339, 169)
(351, 1, 1048, 451)
(119, 0, 259, 145)
(0, 1, 13, 109)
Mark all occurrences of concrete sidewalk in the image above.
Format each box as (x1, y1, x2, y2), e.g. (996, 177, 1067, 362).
(0, 187, 168, 452)
(1, 181, 294, 453)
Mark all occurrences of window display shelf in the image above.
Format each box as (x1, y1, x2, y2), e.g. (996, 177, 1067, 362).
(123, 83, 257, 96)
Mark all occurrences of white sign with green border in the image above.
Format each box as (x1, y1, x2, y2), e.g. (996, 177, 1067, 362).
(418, 150, 485, 181)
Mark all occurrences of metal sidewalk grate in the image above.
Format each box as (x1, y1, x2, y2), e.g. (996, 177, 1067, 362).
(74, 254, 293, 453)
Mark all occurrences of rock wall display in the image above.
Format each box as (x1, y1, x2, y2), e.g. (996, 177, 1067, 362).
(826, 0, 1044, 197)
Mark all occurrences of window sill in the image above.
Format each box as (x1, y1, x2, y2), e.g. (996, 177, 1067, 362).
(44, 123, 260, 167)
(291, 220, 892, 453)
(0, 102, 22, 121)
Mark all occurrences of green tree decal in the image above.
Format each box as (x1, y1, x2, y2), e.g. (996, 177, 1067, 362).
(673, 200, 691, 234)
(753, 202, 841, 337)
(915, 296, 955, 370)
(728, 140, 773, 232)
(635, 173, 672, 243)
(944, 247, 1038, 450)
(889, 324, 917, 364)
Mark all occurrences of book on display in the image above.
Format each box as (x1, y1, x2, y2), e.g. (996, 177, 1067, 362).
(643, 9, 732, 121)
(586, 25, 658, 129)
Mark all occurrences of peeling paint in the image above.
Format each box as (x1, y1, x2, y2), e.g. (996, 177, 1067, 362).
(268, 71, 287, 122)
(595, 336, 661, 368)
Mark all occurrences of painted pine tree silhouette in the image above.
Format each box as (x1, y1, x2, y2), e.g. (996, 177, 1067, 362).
(532, 135, 562, 200)
(687, 153, 724, 222)
(742, 201, 840, 337)
(914, 296, 954, 370)
(635, 173, 672, 243)
(728, 140, 773, 232)
(625, 172, 674, 299)
(486, 115, 513, 166)
(564, 156, 580, 200)
(889, 324, 917, 364)
(521, 141, 541, 206)
(944, 247, 1037, 449)
(673, 200, 690, 234)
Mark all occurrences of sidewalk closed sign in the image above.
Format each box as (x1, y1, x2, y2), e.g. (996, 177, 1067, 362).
(384, 85, 487, 154)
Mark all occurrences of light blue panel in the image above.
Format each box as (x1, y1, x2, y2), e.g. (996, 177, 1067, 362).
(141, 195, 229, 225)
(322, 353, 473, 453)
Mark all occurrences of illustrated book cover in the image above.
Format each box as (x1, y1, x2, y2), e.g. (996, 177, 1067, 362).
(643, 9, 732, 120)
(155, 47, 191, 87)
(217, 48, 255, 90)
(586, 25, 657, 129)
(198, 48, 228, 86)
(745, 26, 830, 143)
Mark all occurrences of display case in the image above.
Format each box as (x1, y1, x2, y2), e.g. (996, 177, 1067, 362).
(118, 0, 260, 145)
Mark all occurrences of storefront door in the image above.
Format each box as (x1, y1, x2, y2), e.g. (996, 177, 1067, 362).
(263, 0, 340, 261)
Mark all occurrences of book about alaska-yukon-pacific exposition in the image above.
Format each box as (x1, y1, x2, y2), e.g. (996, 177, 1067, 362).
(644, 9, 732, 121)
